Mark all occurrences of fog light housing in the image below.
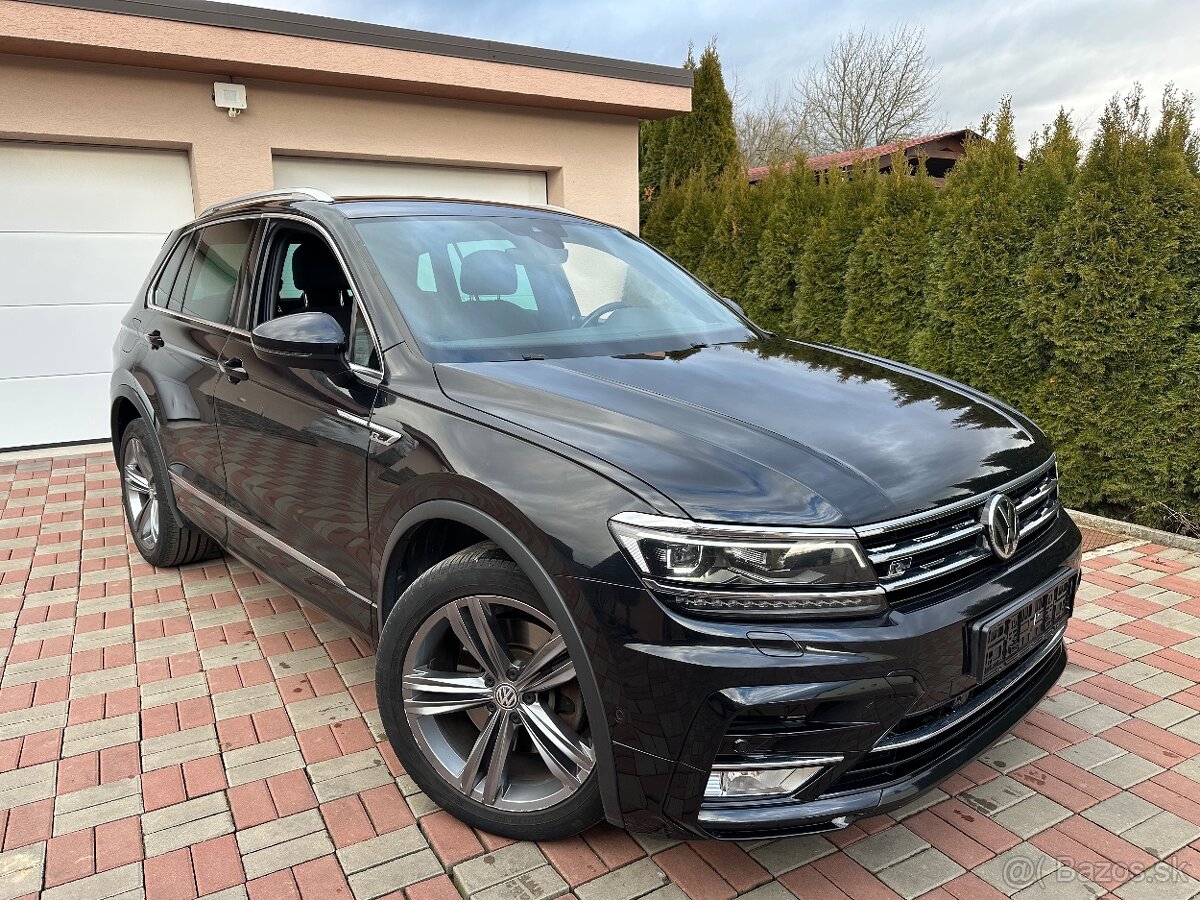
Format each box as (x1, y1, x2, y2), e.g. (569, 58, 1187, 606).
(703, 757, 841, 800)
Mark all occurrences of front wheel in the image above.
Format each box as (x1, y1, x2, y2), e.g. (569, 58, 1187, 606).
(376, 543, 603, 839)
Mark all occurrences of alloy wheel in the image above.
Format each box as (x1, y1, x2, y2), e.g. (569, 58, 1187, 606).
(123, 436, 160, 550)
(401, 595, 594, 811)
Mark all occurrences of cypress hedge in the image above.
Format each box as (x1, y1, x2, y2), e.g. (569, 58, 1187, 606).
(641, 87, 1200, 533)
(841, 157, 937, 360)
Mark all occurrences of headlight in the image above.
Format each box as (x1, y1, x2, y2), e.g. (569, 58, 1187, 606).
(609, 512, 884, 619)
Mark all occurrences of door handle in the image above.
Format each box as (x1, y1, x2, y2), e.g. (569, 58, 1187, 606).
(145, 329, 164, 349)
(219, 357, 248, 383)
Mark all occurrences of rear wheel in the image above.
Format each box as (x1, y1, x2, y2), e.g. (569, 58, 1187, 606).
(119, 419, 219, 567)
(376, 542, 602, 839)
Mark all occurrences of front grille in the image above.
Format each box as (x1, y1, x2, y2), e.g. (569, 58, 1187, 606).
(859, 459, 1060, 604)
(823, 632, 1063, 795)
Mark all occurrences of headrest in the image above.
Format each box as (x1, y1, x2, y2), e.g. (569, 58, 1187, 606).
(292, 240, 348, 293)
(460, 249, 517, 297)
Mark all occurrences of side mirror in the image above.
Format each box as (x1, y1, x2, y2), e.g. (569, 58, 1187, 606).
(721, 296, 746, 317)
(251, 311, 346, 371)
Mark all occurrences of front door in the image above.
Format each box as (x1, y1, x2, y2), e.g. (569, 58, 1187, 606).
(214, 221, 381, 631)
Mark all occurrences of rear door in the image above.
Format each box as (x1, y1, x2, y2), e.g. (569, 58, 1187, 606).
(140, 218, 257, 539)
(214, 219, 381, 631)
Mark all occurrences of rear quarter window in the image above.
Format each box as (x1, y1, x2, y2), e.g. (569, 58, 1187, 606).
(152, 235, 193, 310)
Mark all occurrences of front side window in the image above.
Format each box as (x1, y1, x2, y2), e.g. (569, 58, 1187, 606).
(259, 225, 380, 371)
(349, 304, 382, 371)
(177, 221, 255, 326)
(354, 215, 753, 363)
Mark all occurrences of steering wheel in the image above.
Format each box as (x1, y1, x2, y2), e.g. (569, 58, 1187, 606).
(580, 301, 626, 328)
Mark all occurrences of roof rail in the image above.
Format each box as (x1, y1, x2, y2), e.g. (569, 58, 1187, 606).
(199, 187, 334, 217)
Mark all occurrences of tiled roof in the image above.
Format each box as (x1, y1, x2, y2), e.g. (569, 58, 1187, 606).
(747, 129, 974, 182)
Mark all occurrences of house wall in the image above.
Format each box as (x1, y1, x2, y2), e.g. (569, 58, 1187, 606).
(0, 53, 644, 229)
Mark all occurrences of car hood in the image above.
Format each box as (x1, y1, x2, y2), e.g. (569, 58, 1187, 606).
(434, 338, 1052, 527)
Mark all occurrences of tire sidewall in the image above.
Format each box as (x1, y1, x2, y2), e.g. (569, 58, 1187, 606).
(375, 554, 603, 840)
(119, 419, 180, 567)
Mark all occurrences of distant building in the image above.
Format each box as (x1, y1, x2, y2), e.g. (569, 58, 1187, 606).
(747, 129, 983, 187)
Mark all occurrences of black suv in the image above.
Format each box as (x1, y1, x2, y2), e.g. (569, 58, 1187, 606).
(110, 189, 1080, 840)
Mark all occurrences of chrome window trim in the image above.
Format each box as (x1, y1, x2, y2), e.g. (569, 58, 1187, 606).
(144, 212, 263, 336)
(855, 456, 1058, 539)
(169, 473, 371, 605)
(151, 305, 251, 337)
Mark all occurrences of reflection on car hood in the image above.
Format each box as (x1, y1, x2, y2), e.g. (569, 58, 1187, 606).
(434, 339, 1053, 527)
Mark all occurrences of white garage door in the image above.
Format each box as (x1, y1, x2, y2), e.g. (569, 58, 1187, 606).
(273, 157, 547, 206)
(0, 143, 195, 449)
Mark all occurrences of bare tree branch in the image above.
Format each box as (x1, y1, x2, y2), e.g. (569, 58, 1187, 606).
(735, 84, 806, 166)
(793, 25, 941, 155)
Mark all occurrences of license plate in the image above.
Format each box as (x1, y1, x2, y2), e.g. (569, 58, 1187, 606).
(970, 574, 1075, 681)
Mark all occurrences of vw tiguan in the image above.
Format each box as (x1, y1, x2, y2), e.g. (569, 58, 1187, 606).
(110, 188, 1080, 840)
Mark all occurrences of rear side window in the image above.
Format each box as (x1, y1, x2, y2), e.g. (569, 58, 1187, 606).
(177, 221, 255, 326)
(152, 235, 194, 310)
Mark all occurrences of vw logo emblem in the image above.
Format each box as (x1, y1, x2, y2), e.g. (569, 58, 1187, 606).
(983, 493, 1020, 560)
(493, 683, 519, 711)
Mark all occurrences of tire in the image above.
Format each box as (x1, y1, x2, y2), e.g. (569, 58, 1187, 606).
(377, 541, 603, 840)
(119, 418, 219, 568)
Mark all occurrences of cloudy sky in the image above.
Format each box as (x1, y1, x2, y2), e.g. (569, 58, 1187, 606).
(230, 0, 1199, 151)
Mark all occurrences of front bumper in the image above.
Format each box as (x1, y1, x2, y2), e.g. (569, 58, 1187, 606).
(572, 511, 1082, 838)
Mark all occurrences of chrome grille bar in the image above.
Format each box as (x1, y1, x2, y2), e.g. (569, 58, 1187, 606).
(867, 521, 983, 566)
(875, 547, 992, 592)
(856, 456, 1057, 539)
(1017, 478, 1056, 513)
(1019, 504, 1058, 538)
(859, 457, 1060, 595)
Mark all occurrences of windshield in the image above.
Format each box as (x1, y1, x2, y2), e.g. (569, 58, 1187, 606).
(354, 214, 755, 363)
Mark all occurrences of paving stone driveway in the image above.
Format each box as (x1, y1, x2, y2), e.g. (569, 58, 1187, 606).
(5, 449, 1200, 900)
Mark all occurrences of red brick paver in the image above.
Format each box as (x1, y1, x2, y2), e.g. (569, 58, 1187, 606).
(2, 448, 1200, 898)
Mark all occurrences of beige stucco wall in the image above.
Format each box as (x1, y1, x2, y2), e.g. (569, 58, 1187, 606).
(0, 53, 644, 229)
(0, 2, 690, 120)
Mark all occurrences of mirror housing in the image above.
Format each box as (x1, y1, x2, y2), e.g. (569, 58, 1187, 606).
(251, 311, 346, 371)
(721, 296, 746, 317)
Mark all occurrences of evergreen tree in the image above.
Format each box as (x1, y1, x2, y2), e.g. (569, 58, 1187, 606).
(640, 177, 688, 256)
(1031, 87, 1191, 524)
(656, 169, 721, 273)
(638, 117, 674, 225)
(909, 98, 1026, 395)
(701, 166, 781, 300)
(742, 160, 825, 332)
(659, 41, 741, 188)
(841, 154, 937, 359)
(794, 162, 879, 342)
(1148, 86, 1200, 526)
(1018, 110, 1081, 388)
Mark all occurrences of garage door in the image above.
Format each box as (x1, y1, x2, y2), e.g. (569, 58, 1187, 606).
(273, 157, 547, 206)
(0, 143, 195, 449)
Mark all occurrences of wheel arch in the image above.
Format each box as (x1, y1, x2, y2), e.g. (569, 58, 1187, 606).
(376, 499, 623, 829)
(110, 381, 155, 453)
